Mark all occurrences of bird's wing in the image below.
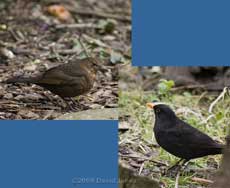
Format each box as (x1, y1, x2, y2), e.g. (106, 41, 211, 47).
(35, 68, 85, 85)
(178, 119, 221, 149)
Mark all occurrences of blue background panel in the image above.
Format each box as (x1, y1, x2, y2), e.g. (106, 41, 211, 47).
(133, 0, 230, 66)
(0, 120, 118, 188)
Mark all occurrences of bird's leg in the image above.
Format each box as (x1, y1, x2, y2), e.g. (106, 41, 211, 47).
(175, 167, 181, 188)
(174, 159, 190, 187)
(163, 159, 189, 176)
(69, 97, 78, 106)
(48, 95, 67, 110)
(64, 98, 80, 111)
(180, 159, 189, 169)
(166, 158, 184, 172)
(57, 97, 78, 111)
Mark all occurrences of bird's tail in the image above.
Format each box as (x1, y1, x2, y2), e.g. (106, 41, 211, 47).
(215, 147, 224, 154)
(213, 144, 225, 154)
(4, 77, 37, 84)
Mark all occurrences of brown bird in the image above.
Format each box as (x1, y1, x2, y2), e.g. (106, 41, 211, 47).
(5, 57, 101, 108)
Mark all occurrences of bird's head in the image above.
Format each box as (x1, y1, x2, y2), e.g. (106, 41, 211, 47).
(86, 57, 107, 72)
(147, 101, 176, 122)
(87, 57, 100, 66)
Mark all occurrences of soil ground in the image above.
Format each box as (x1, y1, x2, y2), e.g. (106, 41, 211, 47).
(0, 0, 131, 119)
(119, 65, 229, 188)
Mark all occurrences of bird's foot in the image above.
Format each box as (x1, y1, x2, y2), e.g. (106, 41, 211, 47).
(65, 101, 79, 112)
(65, 98, 85, 112)
(163, 159, 189, 177)
(164, 165, 181, 177)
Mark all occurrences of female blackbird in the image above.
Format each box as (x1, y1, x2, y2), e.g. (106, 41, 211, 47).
(5, 57, 100, 98)
(147, 102, 223, 163)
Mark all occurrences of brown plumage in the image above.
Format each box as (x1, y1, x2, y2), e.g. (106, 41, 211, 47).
(5, 57, 100, 98)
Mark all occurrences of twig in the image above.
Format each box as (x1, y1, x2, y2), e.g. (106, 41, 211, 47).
(208, 87, 228, 113)
(171, 84, 205, 91)
(195, 91, 207, 107)
(70, 8, 131, 22)
(191, 177, 214, 185)
(55, 49, 82, 55)
(78, 35, 90, 58)
(8, 28, 21, 42)
(42, 110, 54, 120)
(55, 23, 101, 29)
(176, 107, 203, 119)
(200, 114, 215, 124)
(119, 154, 168, 166)
(82, 34, 109, 48)
(174, 161, 189, 188)
(138, 162, 145, 175)
(0, 40, 16, 48)
(175, 170, 180, 188)
(138, 143, 147, 153)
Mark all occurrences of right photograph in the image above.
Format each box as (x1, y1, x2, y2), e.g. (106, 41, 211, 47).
(119, 65, 229, 188)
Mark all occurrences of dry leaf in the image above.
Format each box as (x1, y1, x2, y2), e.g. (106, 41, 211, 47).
(47, 5, 72, 22)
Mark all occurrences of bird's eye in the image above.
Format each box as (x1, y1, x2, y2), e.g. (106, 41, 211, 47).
(156, 109, 160, 113)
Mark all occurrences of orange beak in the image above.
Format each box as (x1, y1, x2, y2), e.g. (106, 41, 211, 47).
(146, 102, 155, 109)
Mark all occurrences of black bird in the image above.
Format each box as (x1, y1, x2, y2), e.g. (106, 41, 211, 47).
(147, 102, 223, 167)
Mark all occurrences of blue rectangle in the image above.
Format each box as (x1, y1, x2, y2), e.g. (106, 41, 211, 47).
(0, 120, 118, 188)
(133, 0, 230, 66)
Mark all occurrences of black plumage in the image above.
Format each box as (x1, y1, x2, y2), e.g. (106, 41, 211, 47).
(147, 102, 223, 161)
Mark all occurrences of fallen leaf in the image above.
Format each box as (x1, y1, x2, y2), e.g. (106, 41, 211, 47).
(119, 121, 130, 130)
(47, 5, 72, 22)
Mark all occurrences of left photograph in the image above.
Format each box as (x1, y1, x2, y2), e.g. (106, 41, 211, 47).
(0, 0, 131, 120)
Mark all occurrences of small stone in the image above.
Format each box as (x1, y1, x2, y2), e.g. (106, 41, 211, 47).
(4, 93, 14, 99)
(89, 104, 103, 109)
(14, 93, 44, 102)
(18, 110, 40, 119)
(57, 108, 118, 120)
(0, 47, 15, 59)
(14, 95, 24, 101)
(26, 111, 40, 119)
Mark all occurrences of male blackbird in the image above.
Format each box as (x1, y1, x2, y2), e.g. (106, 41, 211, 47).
(147, 102, 223, 163)
(5, 57, 100, 101)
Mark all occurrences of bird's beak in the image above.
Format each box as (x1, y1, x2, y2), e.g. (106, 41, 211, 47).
(147, 102, 165, 109)
(146, 102, 155, 109)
